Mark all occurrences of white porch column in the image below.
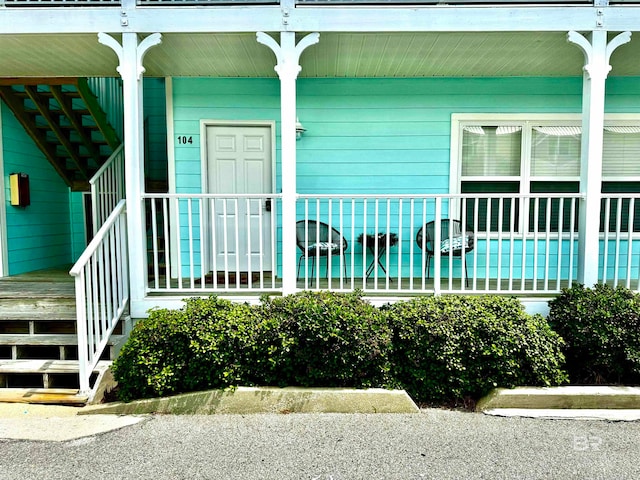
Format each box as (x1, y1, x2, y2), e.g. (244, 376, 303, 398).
(257, 31, 319, 294)
(98, 32, 162, 314)
(568, 30, 630, 286)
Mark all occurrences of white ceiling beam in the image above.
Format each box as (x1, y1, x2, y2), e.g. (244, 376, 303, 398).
(3, 6, 640, 35)
(0, 7, 283, 34)
(290, 7, 602, 32)
(0, 9, 122, 34)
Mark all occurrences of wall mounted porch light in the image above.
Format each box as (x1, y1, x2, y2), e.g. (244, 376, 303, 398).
(296, 118, 306, 140)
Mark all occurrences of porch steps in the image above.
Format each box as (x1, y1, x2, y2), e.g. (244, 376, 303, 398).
(0, 269, 124, 405)
(0, 388, 88, 405)
(0, 334, 124, 362)
(0, 360, 109, 391)
(0, 359, 112, 404)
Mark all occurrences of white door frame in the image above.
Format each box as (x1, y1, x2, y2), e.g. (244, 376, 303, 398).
(200, 119, 277, 273)
(0, 105, 8, 277)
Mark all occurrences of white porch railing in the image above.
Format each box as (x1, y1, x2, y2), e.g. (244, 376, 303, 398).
(297, 194, 583, 294)
(600, 194, 640, 290)
(70, 200, 129, 394)
(90, 144, 125, 234)
(140, 192, 640, 296)
(143, 193, 282, 293)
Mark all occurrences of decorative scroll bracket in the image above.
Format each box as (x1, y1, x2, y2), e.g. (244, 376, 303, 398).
(257, 31, 320, 80)
(567, 30, 631, 80)
(98, 32, 162, 80)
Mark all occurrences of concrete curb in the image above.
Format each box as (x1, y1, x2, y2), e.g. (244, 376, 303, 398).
(482, 408, 640, 421)
(477, 386, 640, 420)
(477, 386, 640, 411)
(79, 387, 420, 415)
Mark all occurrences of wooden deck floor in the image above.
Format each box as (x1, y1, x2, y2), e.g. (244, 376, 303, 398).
(0, 266, 73, 283)
(0, 266, 74, 297)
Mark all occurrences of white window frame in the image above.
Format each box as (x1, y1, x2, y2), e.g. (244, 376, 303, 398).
(450, 113, 640, 236)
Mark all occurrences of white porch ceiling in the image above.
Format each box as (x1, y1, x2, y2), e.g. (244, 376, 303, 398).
(1, 31, 640, 78)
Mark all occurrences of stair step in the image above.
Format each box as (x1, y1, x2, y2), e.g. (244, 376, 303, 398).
(0, 359, 85, 374)
(0, 298, 76, 321)
(0, 334, 124, 347)
(0, 388, 88, 405)
(0, 360, 110, 390)
(0, 334, 123, 361)
(0, 281, 74, 299)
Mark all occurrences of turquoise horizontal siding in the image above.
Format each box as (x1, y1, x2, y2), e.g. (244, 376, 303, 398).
(296, 77, 583, 196)
(69, 191, 87, 261)
(144, 77, 168, 184)
(170, 76, 640, 281)
(2, 102, 72, 275)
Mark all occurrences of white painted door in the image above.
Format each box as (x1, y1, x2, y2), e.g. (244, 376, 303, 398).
(206, 125, 272, 273)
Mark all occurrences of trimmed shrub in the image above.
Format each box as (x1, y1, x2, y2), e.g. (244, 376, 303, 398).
(548, 283, 640, 384)
(256, 290, 395, 388)
(386, 295, 568, 404)
(111, 296, 260, 402)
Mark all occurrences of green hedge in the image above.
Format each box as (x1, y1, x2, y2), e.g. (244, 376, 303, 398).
(111, 297, 261, 402)
(385, 295, 568, 404)
(256, 291, 394, 389)
(548, 283, 640, 385)
(112, 292, 568, 404)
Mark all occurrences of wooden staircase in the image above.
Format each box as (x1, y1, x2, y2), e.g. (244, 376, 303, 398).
(0, 78, 120, 192)
(0, 268, 124, 405)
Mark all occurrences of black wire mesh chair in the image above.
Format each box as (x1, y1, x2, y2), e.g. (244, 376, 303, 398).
(416, 219, 474, 286)
(296, 220, 348, 282)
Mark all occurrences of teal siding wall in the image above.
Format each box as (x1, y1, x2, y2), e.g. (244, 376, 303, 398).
(144, 77, 168, 185)
(69, 191, 87, 260)
(297, 77, 583, 194)
(173, 78, 280, 193)
(170, 76, 640, 281)
(1, 102, 72, 275)
(172, 78, 280, 277)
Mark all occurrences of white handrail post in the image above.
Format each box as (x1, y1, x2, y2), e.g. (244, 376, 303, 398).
(75, 269, 90, 394)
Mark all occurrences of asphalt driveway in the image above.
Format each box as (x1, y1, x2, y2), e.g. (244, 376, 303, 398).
(1, 409, 639, 479)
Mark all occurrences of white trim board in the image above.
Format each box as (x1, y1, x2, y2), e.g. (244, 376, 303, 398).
(166, 77, 176, 195)
(0, 104, 8, 277)
(0, 7, 622, 35)
(130, 296, 552, 319)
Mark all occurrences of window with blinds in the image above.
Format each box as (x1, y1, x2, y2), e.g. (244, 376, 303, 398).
(531, 126, 581, 177)
(461, 126, 521, 177)
(459, 120, 640, 234)
(603, 127, 640, 178)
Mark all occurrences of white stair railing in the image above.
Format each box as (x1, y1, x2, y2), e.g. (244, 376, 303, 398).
(90, 144, 124, 234)
(86, 77, 124, 141)
(70, 200, 129, 395)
